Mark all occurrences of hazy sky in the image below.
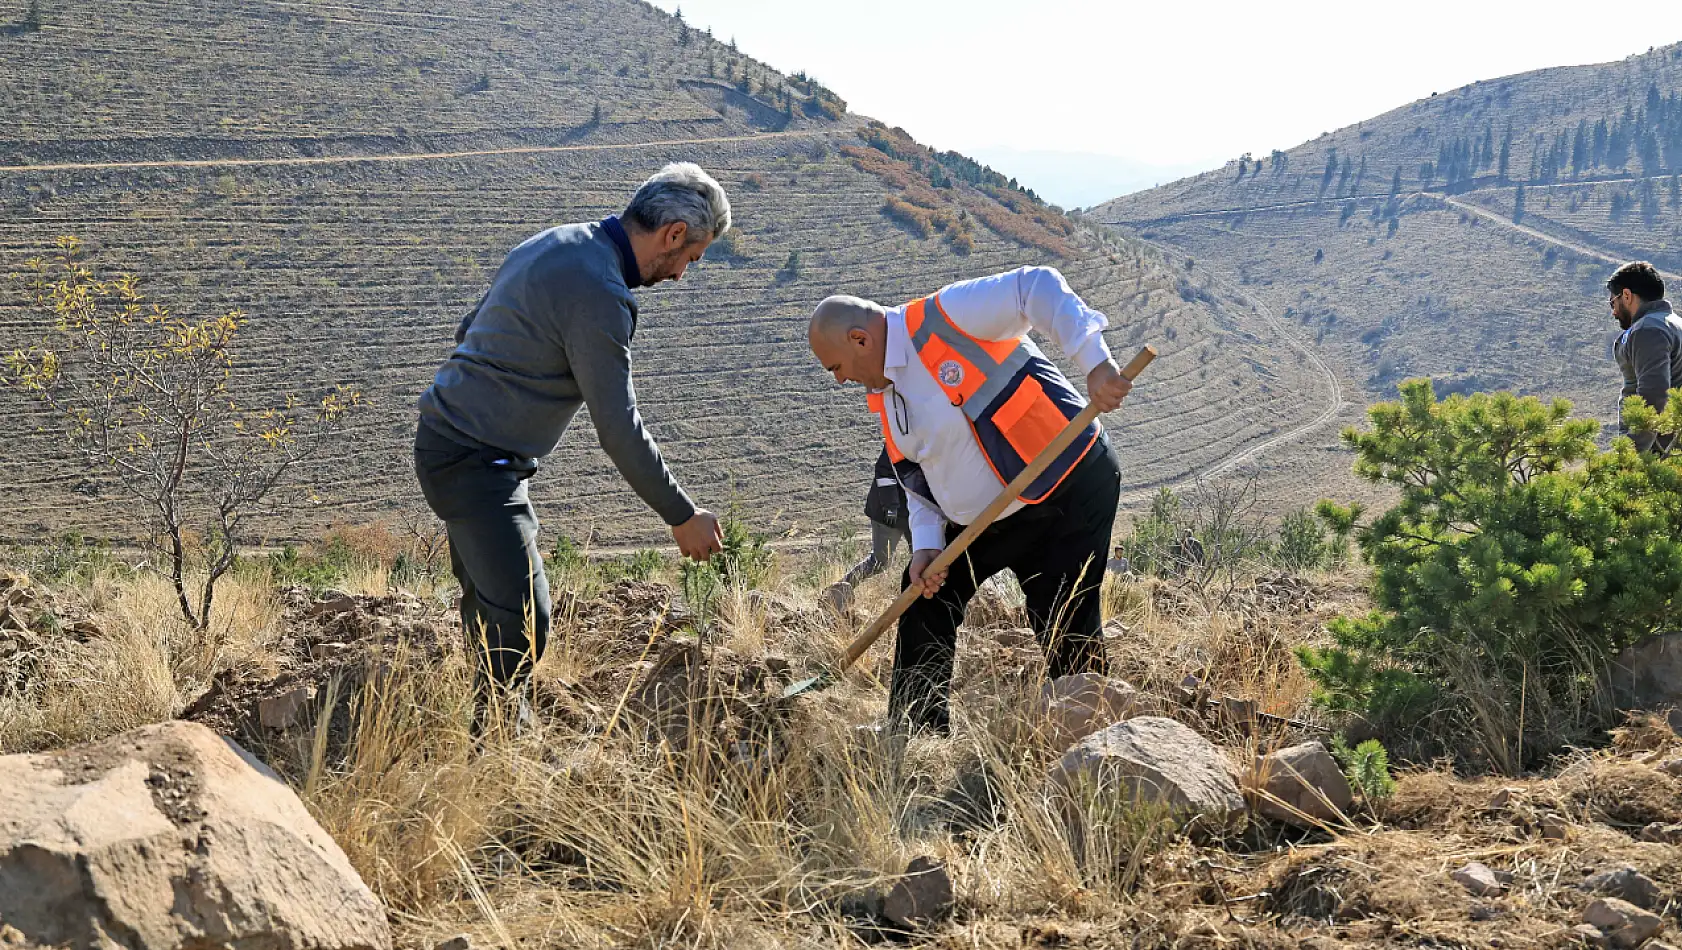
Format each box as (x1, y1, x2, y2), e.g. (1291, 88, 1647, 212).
(651, 1, 1679, 203)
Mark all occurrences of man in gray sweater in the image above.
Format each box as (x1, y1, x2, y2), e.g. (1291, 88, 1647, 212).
(416, 163, 728, 707)
(1610, 260, 1680, 453)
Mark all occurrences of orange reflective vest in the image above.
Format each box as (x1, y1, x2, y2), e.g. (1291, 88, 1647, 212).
(868, 292, 1099, 505)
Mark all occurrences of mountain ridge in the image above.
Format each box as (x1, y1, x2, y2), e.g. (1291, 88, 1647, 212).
(0, 0, 1330, 544)
(1087, 40, 1682, 453)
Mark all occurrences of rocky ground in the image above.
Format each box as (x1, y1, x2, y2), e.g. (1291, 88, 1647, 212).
(4, 563, 1682, 949)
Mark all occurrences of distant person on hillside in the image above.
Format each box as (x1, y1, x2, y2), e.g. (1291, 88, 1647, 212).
(824, 447, 912, 611)
(806, 266, 1134, 735)
(415, 163, 730, 724)
(1610, 261, 1680, 452)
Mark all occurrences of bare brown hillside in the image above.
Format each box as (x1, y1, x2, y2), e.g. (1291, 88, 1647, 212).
(0, 0, 1328, 545)
(1090, 43, 1682, 447)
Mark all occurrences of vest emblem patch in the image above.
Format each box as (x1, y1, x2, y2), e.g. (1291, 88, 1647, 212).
(937, 359, 964, 387)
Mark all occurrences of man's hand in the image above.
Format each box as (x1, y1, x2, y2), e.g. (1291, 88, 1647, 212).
(673, 509, 723, 561)
(908, 548, 947, 598)
(1086, 360, 1134, 413)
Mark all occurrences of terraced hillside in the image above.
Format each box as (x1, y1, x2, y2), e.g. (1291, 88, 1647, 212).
(1091, 43, 1682, 432)
(0, 0, 1327, 544)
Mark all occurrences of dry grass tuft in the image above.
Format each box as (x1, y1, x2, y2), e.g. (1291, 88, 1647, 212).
(0, 565, 283, 751)
(17, 545, 1682, 948)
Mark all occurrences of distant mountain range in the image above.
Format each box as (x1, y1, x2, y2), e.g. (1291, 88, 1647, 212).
(0, 0, 1328, 542)
(1091, 42, 1682, 437)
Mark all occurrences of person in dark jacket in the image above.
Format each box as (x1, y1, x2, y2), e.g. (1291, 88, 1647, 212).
(825, 448, 914, 610)
(1610, 261, 1680, 453)
(415, 163, 730, 712)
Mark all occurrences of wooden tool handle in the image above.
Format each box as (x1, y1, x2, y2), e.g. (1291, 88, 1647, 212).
(836, 345, 1157, 671)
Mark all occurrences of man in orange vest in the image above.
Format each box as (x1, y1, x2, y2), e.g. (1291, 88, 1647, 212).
(808, 265, 1133, 734)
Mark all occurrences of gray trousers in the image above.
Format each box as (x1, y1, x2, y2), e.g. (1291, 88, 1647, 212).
(414, 422, 551, 690)
(842, 519, 912, 589)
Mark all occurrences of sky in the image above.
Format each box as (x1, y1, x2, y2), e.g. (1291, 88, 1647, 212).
(650, 0, 1680, 207)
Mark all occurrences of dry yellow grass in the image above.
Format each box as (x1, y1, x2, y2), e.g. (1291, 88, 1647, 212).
(0, 564, 284, 750)
(13, 541, 1682, 950)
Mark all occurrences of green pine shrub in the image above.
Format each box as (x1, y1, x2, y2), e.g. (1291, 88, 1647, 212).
(1299, 379, 1682, 771)
(1274, 506, 1339, 571)
(678, 505, 773, 632)
(1330, 735, 1396, 802)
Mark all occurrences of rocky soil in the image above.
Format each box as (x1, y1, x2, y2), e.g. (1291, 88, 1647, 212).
(5, 569, 1682, 949)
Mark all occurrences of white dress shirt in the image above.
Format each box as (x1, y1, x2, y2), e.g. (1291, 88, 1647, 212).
(879, 266, 1114, 551)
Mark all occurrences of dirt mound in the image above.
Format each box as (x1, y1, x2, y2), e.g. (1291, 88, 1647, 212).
(623, 638, 795, 762)
(558, 579, 691, 668)
(1264, 837, 1462, 927)
(0, 570, 107, 698)
(182, 586, 453, 737)
(1563, 759, 1682, 828)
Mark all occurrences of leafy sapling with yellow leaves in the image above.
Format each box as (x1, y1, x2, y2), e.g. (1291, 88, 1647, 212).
(3, 237, 361, 629)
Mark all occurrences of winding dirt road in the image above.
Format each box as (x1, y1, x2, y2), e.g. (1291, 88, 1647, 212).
(0, 129, 842, 175)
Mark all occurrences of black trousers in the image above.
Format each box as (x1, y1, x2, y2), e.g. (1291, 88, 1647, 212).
(889, 437, 1121, 732)
(413, 422, 551, 692)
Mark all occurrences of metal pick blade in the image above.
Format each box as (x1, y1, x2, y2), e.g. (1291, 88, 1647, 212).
(780, 672, 831, 699)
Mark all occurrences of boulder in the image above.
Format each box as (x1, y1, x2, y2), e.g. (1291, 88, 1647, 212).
(1609, 633, 1682, 711)
(1048, 717, 1246, 830)
(305, 591, 358, 620)
(1451, 862, 1504, 897)
(310, 641, 352, 662)
(1584, 897, 1665, 949)
(1641, 822, 1682, 844)
(882, 856, 953, 929)
(1218, 696, 1260, 729)
(258, 685, 318, 731)
(1570, 924, 1606, 944)
(1486, 786, 1523, 809)
(821, 581, 854, 614)
(1036, 673, 1139, 749)
(964, 582, 1025, 629)
(1579, 866, 1662, 910)
(994, 627, 1036, 649)
(1540, 811, 1570, 841)
(0, 720, 390, 950)
(1252, 741, 1353, 826)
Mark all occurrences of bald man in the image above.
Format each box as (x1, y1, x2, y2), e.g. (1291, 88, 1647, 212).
(809, 266, 1132, 735)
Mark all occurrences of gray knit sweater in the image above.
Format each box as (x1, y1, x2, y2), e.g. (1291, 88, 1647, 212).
(417, 221, 695, 526)
(1615, 298, 1681, 453)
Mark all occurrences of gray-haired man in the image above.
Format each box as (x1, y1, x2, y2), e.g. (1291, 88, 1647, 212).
(415, 163, 729, 707)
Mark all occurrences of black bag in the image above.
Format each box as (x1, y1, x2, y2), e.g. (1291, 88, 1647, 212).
(863, 447, 905, 528)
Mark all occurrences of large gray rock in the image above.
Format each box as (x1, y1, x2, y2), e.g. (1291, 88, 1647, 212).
(1585, 897, 1665, 949)
(821, 581, 854, 614)
(1579, 866, 1662, 910)
(0, 720, 390, 950)
(1251, 741, 1353, 827)
(1048, 716, 1246, 830)
(1609, 632, 1682, 710)
(1036, 673, 1139, 750)
(882, 856, 953, 929)
(258, 685, 317, 731)
(1452, 862, 1504, 897)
